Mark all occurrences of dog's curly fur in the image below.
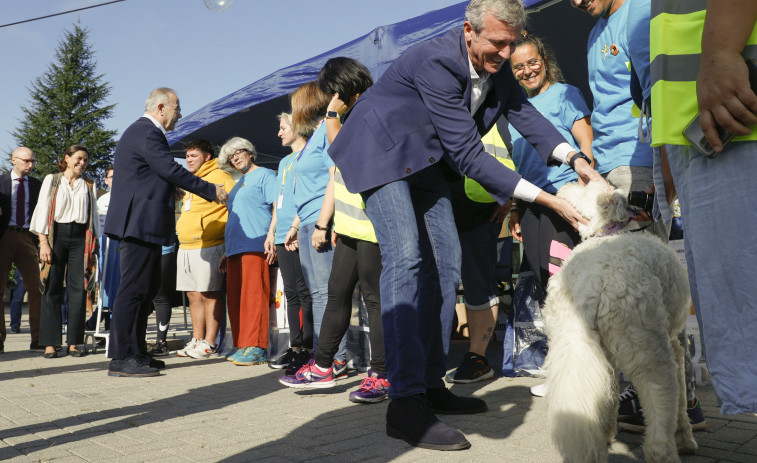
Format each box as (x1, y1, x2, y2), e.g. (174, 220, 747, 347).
(542, 182, 698, 463)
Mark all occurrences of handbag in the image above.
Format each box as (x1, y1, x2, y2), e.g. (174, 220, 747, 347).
(501, 271, 548, 378)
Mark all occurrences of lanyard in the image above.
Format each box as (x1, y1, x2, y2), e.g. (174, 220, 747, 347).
(280, 152, 298, 188)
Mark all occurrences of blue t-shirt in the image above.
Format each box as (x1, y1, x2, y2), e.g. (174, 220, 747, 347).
(587, 0, 652, 173)
(292, 123, 334, 226)
(274, 151, 299, 245)
(626, 0, 652, 99)
(225, 167, 278, 257)
(509, 83, 588, 193)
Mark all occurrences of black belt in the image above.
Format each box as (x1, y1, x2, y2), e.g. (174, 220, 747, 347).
(7, 226, 30, 233)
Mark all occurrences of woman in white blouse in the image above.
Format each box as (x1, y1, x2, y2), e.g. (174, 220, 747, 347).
(30, 145, 99, 358)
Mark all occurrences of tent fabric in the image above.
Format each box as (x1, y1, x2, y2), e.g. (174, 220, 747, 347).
(167, 1, 595, 168)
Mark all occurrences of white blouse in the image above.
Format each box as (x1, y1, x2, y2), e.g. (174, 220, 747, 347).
(30, 174, 100, 236)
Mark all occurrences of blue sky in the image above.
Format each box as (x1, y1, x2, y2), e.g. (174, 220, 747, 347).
(0, 0, 461, 167)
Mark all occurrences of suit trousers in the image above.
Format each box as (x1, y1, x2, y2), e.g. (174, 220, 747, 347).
(108, 238, 161, 359)
(39, 223, 86, 347)
(0, 229, 41, 343)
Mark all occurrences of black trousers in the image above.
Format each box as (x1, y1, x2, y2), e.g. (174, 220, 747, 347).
(276, 245, 313, 349)
(315, 235, 385, 374)
(153, 249, 178, 342)
(40, 222, 87, 347)
(517, 201, 581, 299)
(108, 238, 161, 359)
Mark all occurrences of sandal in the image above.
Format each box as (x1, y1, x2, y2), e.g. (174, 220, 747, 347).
(43, 351, 58, 359)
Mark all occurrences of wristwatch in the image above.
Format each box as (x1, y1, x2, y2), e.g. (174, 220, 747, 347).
(314, 224, 329, 231)
(326, 111, 339, 119)
(568, 151, 592, 170)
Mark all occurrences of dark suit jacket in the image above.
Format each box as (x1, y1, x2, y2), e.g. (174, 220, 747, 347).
(329, 28, 566, 204)
(0, 172, 41, 240)
(104, 117, 217, 246)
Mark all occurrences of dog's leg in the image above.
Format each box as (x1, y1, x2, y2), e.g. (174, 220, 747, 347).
(618, 332, 681, 463)
(671, 336, 698, 454)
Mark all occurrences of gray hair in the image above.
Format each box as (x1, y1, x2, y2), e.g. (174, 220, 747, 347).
(465, 0, 526, 32)
(218, 136, 257, 169)
(145, 87, 177, 112)
(277, 112, 292, 126)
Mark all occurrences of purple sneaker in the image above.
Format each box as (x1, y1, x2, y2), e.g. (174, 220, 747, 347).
(349, 370, 390, 403)
(279, 359, 336, 389)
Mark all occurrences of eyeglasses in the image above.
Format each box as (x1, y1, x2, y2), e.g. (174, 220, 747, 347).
(13, 157, 35, 165)
(229, 149, 248, 161)
(512, 58, 543, 74)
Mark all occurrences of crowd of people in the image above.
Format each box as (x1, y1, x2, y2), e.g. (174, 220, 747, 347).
(2, 0, 756, 453)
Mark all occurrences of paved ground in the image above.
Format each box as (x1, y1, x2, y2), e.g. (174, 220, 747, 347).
(1, 308, 756, 463)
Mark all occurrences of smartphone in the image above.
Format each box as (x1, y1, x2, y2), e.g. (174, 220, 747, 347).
(682, 58, 757, 158)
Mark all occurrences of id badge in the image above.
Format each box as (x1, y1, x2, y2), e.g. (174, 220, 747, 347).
(277, 194, 284, 209)
(183, 195, 191, 211)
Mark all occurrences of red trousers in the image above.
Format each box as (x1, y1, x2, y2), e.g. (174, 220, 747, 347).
(226, 252, 269, 348)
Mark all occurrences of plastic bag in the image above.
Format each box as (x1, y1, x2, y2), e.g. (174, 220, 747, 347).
(502, 271, 548, 377)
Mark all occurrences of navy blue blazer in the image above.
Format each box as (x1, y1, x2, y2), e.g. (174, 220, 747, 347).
(104, 117, 217, 245)
(0, 172, 41, 240)
(329, 28, 566, 204)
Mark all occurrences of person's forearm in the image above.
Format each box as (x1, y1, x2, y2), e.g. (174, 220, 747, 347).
(702, 1, 757, 56)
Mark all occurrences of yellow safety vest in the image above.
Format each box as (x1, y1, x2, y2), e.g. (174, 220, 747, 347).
(650, 0, 757, 146)
(464, 123, 516, 203)
(333, 168, 377, 243)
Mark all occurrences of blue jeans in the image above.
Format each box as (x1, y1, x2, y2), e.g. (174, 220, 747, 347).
(667, 143, 757, 414)
(10, 269, 25, 330)
(298, 222, 346, 361)
(363, 164, 461, 399)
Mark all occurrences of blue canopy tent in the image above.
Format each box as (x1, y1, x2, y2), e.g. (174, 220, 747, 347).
(167, 0, 596, 167)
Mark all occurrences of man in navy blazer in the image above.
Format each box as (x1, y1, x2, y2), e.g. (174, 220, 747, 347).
(328, 0, 604, 450)
(0, 147, 43, 352)
(105, 87, 228, 377)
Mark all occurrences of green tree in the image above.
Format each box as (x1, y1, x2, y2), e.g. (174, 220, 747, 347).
(12, 24, 116, 186)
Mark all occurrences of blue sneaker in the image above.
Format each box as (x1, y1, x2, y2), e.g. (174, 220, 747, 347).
(332, 359, 348, 379)
(279, 359, 335, 389)
(225, 347, 242, 362)
(233, 347, 267, 366)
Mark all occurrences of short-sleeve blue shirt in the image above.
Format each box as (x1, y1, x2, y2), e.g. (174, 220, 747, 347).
(587, 0, 652, 173)
(292, 123, 334, 226)
(225, 167, 278, 257)
(509, 83, 588, 193)
(274, 152, 299, 245)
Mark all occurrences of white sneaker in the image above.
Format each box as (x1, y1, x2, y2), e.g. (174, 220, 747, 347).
(530, 382, 548, 397)
(186, 339, 215, 359)
(177, 338, 198, 357)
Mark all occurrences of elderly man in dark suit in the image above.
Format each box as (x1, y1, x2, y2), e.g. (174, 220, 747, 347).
(0, 147, 43, 353)
(105, 87, 227, 377)
(328, 0, 605, 450)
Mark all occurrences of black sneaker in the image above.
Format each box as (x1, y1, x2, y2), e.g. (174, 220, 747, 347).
(108, 356, 160, 377)
(284, 350, 312, 376)
(268, 347, 297, 369)
(446, 352, 494, 384)
(148, 340, 170, 357)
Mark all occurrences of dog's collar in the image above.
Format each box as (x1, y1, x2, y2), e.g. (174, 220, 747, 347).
(593, 209, 652, 237)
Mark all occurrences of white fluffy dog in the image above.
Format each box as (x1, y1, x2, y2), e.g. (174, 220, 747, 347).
(542, 181, 698, 463)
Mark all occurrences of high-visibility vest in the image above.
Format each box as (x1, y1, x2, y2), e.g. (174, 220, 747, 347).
(333, 168, 377, 243)
(464, 122, 516, 203)
(650, 0, 757, 146)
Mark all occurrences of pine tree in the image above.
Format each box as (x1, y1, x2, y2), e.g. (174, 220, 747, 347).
(12, 24, 116, 185)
